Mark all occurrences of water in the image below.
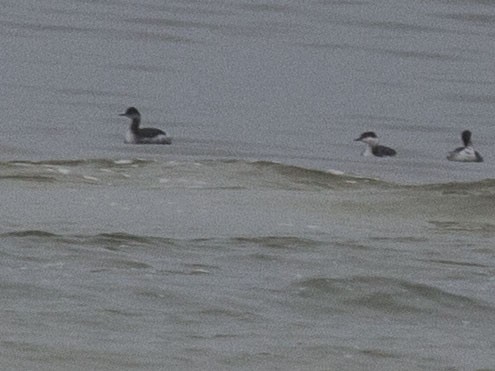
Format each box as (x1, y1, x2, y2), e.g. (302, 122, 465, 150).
(1, 1, 495, 370)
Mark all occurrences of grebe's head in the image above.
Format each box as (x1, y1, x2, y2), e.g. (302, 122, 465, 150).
(119, 107, 141, 119)
(461, 130, 472, 147)
(355, 131, 379, 146)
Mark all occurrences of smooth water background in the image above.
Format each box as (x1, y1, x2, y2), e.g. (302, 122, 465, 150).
(1, 1, 495, 370)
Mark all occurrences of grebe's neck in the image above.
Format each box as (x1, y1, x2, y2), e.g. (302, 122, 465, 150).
(130, 117, 140, 133)
(362, 137, 379, 147)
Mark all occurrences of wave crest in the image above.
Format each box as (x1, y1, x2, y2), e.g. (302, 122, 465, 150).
(292, 275, 493, 316)
(0, 158, 494, 196)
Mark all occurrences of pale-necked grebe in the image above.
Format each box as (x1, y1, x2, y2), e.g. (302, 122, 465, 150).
(447, 130, 483, 162)
(354, 131, 396, 157)
(119, 107, 172, 144)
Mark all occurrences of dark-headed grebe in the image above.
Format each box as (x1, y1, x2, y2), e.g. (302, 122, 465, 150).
(447, 130, 483, 162)
(354, 131, 396, 157)
(119, 107, 172, 144)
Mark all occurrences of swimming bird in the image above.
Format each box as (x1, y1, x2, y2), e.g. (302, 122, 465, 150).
(119, 107, 172, 144)
(447, 130, 483, 162)
(354, 131, 396, 157)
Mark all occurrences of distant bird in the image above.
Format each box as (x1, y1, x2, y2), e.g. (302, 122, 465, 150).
(119, 107, 171, 144)
(354, 131, 396, 157)
(447, 130, 483, 162)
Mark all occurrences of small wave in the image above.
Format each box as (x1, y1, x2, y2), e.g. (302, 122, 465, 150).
(0, 158, 389, 190)
(5, 158, 153, 168)
(83, 232, 174, 247)
(246, 160, 386, 190)
(2, 157, 495, 197)
(0, 230, 176, 251)
(0, 158, 156, 187)
(419, 258, 488, 269)
(429, 221, 495, 234)
(232, 236, 324, 249)
(0, 230, 60, 238)
(413, 178, 495, 195)
(292, 275, 494, 316)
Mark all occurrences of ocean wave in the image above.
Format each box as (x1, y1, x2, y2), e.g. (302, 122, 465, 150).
(1, 157, 495, 196)
(3, 158, 153, 168)
(411, 178, 495, 195)
(245, 160, 386, 190)
(232, 236, 325, 249)
(0, 158, 494, 233)
(0, 158, 387, 190)
(1, 230, 61, 238)
(291, 275, 494, 317)
(428, 221, 495, 234)
(0, 158, 156, 186)
(0, 230, 176, 250)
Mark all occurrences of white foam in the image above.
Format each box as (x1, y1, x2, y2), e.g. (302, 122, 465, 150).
(114, 159, 133, 165)
(191, 268, 210, 274)
(327, 169, 344, 176)
(56, 167, 70, 175)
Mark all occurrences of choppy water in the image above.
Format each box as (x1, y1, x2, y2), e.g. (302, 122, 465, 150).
(1, 1, 495, 370)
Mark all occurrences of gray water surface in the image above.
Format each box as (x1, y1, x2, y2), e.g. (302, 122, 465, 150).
(1, 1, 495, 370)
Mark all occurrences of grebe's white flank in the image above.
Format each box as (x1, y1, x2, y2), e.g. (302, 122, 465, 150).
(447, 130, 482, 162)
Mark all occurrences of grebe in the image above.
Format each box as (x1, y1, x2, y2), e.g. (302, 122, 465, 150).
(119, 107, 172, 144)
(354, 131, 396, 157)
(447, 130, 483, 162)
